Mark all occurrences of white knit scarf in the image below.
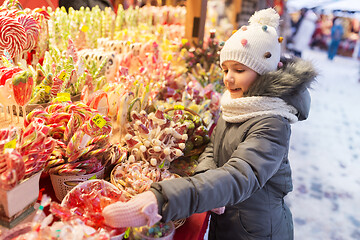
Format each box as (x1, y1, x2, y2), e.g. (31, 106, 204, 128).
(220, 90, 298, 124)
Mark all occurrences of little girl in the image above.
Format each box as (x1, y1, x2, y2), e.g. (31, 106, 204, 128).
(103, 8, 317, 239)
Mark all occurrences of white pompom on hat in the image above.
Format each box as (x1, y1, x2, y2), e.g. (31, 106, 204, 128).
(220, 8, 282, 75)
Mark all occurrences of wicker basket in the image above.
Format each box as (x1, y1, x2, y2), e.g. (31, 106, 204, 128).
(110, 164, 135, 199)
(50, 168, 105, 201)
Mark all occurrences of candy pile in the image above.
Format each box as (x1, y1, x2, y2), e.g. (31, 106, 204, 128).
(111, 160, 178, 196)
(0, 127, 25, 190)
(124, 106, 188, 167)
(18, 117, 55, 177)
(30, 39, 99, 104)
(131, 221, 175, 240)
(10, 220, 112, 240)
(2, 194, 112, 240)
(154, 81, 221, 127)
(180, 30, 224, 93)
(24, 101, 112, 176)
(0, 122, 55, 190)
(169, 156, 199, 176)
(52, 180, 129, 235)
(165, 106, 210, 156)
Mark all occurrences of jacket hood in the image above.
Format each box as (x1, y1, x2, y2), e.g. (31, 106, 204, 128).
(243, 57, 317, 121)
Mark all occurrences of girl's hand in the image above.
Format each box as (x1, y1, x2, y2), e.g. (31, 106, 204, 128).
(211, 207, 225, 215)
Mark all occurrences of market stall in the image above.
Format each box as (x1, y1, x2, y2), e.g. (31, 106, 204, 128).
(287, 0, 360, 57)
(0, 0, 224, 239)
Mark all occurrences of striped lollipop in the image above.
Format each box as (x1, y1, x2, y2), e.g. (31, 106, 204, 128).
(16, 14, 40, 52)
(0, 15, 26, 58)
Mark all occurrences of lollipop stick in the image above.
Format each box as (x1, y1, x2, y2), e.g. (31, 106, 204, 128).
(16, 105, 19, 123)
(1, 105, 4, 121)
(22, 105, 26, 122)
(10, 105, 14, 123)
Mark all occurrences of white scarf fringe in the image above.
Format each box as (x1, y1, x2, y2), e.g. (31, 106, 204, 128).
(220, 90, 298, 124)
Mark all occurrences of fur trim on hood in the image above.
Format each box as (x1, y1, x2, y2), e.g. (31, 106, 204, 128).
(243, 57, 317, 121)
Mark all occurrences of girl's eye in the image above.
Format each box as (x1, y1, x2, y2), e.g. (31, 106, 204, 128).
(236, 69, 245, 73)
(222, 69, 228, 74)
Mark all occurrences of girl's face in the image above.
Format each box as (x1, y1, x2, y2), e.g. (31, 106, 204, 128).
(221, 61, 259, 99)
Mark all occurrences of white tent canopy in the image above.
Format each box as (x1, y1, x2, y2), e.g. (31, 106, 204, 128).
(318, 0, 360, 13)
(287, 0, 360, 13)
(286, 0, 336, 12)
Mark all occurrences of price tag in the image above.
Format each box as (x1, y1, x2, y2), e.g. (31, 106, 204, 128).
(36, 85, 51, 93)
(4, 138, 16, 152)
(174, 105, 184, 110)
(44, 86, 51, 93)
(58, 71, 66, 81)
(80, 24, 89, 32)
(92, 114, 106, 128)
(56, 92, 71, 102)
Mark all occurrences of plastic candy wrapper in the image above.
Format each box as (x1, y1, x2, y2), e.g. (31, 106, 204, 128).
(4, 220, 111, 240)
(24, 102, 112, 176)
(0, 122, 54, 190)
(111, 160, 178, 196)
(0, 127, 25, 190)
(124, 106, 188, 168)
(18, 117, 56, 178)
(131, 221, 175, 240)
(1, 195, 111, 240)
(0, 149, 25, 191)
(50, 180, 129, 237)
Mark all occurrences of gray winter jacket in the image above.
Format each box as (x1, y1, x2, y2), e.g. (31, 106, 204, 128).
(150, 58, 317, 239)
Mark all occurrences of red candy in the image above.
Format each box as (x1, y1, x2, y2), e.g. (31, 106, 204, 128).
(0, 15, 26, 58)
(57, 180, 130, 229)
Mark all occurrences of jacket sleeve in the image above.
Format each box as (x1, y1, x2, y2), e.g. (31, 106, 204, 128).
(150, 116, 290, 222)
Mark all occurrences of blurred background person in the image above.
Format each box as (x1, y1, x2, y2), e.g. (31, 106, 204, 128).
(289, 9, 318, 57)
(328, 17, 344, 60)
(310, 14, 326, 50)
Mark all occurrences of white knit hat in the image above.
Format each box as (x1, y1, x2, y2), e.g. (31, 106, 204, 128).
(220, 8, 282, 75)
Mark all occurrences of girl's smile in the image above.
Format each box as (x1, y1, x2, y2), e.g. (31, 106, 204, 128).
(221, 61, 259, 99)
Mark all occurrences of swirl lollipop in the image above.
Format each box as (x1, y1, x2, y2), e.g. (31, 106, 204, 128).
(0, 15, 26, 58)
(16, 14, 40, 52)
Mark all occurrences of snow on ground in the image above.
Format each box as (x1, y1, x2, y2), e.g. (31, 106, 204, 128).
(285, 48, 360, 240)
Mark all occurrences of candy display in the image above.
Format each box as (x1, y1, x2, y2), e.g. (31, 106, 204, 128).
(131, 221, 175, 240)
(0, 2, 224, 237)
(0, 149, 25, 191)
(111, 160, 178, 196)
(18, 117, 55, 177)
(124, 106, 188, 167)
(1, 194, 112, 240)
(54, 180, 129, 236)
(0, 122, 54, 190)
(24, 101, 113, 176)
